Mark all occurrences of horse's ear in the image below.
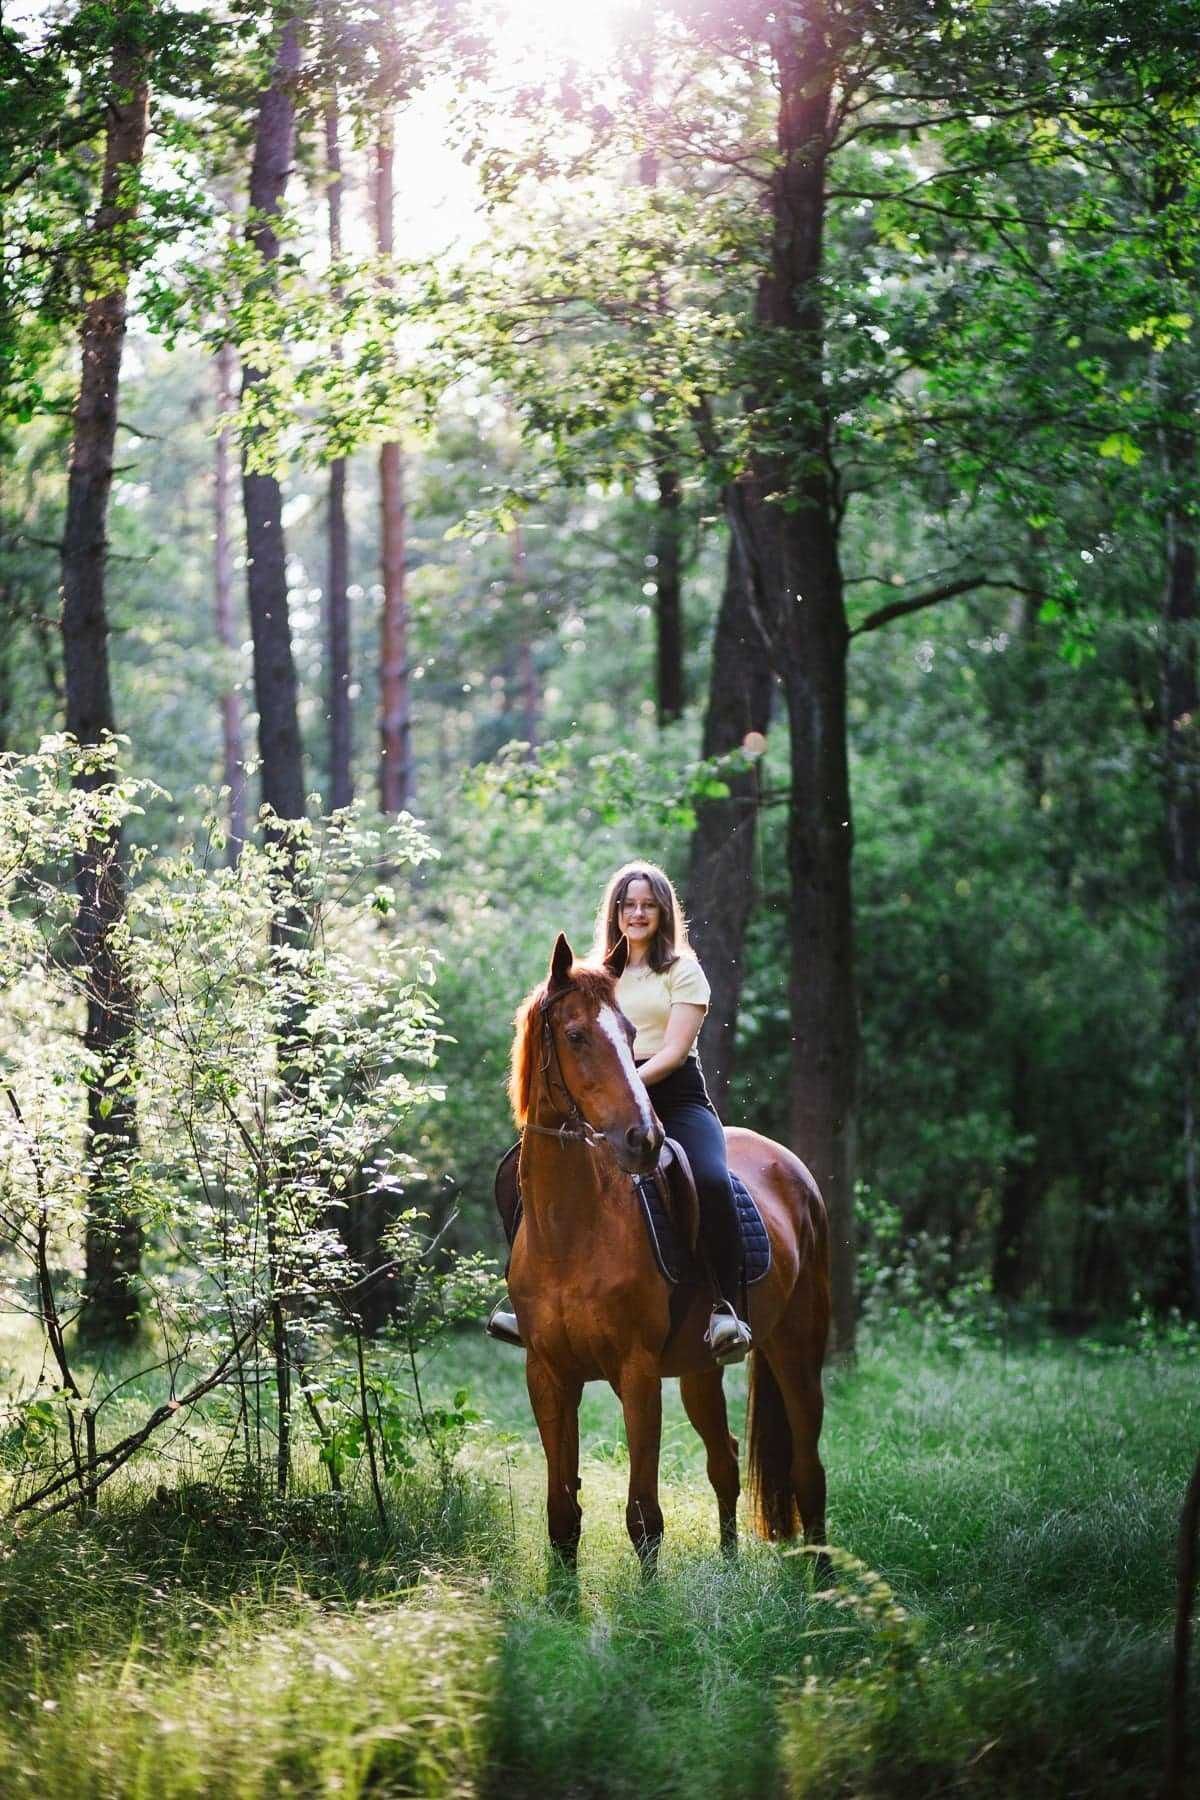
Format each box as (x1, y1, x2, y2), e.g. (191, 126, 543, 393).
(548, 932, 574, 994)
(604, 934, 629, 979)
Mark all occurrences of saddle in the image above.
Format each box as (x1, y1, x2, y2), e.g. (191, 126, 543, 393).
(492, 1140, 771, 1292)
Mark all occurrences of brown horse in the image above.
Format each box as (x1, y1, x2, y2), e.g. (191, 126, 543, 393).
(507, 932, 830, 1569)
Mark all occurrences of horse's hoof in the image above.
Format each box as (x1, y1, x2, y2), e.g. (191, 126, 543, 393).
(547, 1551, 581, 1613)
(634, 1537, 662, 1580)
(808, 1548, 835, 1588)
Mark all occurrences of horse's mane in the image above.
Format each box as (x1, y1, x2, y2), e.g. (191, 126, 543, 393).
(509, 962, 617, 1126)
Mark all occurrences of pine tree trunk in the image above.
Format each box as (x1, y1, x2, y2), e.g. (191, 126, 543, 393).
(324, 66, 352, 811)
(1160, 398, 1200, 1312)
(686, 536, 773, 1110)
(0, 579, 13, 754)
(653, 448, 685, 725)
(993, 556, 1049, 1296)
(1165, 1443, 1200, 1800)
(993, 1046, 1039, 1301)
(59, 37, 149, 1342)
(241, 15, 305, 827)
(510, 517, 539, 751)
(723, 7, 857, 1353)
(639, 102, 685, 728)
(378, 439, 409, 810)
(375, 119, 412, 813)
(239, 11, 306, 1498)
(214, 340, 246, 858)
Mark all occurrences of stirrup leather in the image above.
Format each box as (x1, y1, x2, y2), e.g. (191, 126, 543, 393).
(705, 1302, 752, 1366)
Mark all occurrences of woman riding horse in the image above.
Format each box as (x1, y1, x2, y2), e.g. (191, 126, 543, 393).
(496, 921, 829, 1568)
(489, 860, 752, 1364)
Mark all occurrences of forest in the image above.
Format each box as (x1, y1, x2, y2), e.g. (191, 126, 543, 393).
(1, 1, 1199, 1796)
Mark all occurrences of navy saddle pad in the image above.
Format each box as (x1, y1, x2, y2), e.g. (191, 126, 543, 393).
(636, 1170, 771, 1289)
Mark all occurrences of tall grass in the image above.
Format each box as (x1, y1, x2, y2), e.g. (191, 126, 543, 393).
(0, 1326, 1193, 1797)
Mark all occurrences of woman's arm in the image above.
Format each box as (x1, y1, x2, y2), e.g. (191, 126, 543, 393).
(637, 1003, 706, 1087)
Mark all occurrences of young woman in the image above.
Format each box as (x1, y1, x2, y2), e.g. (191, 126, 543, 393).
(489, 860, 751, 1365)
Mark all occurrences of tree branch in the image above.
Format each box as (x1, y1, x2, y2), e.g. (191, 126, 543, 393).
(8, 1318, 261, 1520)
(849, 576, 1040, 638)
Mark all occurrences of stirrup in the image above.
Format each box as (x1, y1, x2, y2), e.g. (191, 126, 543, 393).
(485, 1302, 524, 1348)
(705, 1302, 752, 1367)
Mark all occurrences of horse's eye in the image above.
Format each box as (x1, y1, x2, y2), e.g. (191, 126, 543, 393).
(565, 1028, 586, 1048)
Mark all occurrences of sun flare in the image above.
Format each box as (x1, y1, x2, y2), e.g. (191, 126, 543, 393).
(494, 0, 628, 75)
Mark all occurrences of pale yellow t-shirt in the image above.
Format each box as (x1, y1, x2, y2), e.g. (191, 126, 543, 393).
(616, 955, 711, 1060)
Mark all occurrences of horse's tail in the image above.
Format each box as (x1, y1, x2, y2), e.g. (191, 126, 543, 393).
(746, 1349, 800, 1540)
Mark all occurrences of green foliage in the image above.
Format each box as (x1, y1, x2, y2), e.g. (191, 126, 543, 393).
(0, 738, 494, 1515)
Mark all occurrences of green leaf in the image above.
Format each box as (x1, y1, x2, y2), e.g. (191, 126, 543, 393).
(1097, 433, 1141, 467)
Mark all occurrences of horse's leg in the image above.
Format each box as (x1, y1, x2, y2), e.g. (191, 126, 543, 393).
(526, 1352, 584, 1567)
(679, 1369, 740, 1557)
(763, 1296, 827, 1546)
(617, 1360, 665, 1573)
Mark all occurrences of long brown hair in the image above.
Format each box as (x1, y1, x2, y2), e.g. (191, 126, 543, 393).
(590, 861, 691, 976)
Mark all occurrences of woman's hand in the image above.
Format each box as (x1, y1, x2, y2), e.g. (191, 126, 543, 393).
(636, 1003, 706, 1086)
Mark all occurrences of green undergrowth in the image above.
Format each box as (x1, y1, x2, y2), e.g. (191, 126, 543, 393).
(0, 1326, 1193, 1797)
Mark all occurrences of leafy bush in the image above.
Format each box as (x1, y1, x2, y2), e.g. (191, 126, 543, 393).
(0, 738, 491, 1519)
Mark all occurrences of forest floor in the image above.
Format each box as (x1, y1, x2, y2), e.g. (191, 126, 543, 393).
(0, 1322, 1194, 1798)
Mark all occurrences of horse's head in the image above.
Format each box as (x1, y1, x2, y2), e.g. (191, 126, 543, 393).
(511, 933, 663, 1175)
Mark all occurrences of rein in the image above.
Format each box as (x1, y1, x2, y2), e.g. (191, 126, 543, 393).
(522, 991, 609, 1150)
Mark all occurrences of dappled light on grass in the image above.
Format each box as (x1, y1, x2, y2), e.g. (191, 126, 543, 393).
(10, 1579, 496, 1800)
(0, 1327, 1194, 1796)
(0, 1461, 505, 1800)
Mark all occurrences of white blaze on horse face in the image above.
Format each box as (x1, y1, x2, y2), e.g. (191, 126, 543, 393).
(597, 1005, 655, 1135)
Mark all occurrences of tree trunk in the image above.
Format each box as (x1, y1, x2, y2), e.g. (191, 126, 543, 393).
(324, 61, 352, 811)
(241, 14, 305, 828)
(59, 37, 149, 1343)
(638, 91, 685, 728)
(375, 118, 412, 813)
(240, 11, 306, 1498)
(653, 447, 685, 725)
(378, 438, 409, 810)
(327, 466, 352, 807)
(1165, 1443, 1200, 1800)
(0, 580, 13, 754)
(510, 516, 539, 751)
(1160, 394, 1200, 1313)
(214, 339, 246, 858)
(686, 535, 773, 1110)
(993, 1045, 1039, 1301)
(722, 7, 857, 1353)
(991, 570, 1049, 1295)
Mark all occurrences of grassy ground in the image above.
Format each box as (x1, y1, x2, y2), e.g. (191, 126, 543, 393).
(0, 1323, 1194, 1798)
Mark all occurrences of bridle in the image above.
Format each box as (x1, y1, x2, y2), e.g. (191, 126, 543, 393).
(522, 988, 610, 1150)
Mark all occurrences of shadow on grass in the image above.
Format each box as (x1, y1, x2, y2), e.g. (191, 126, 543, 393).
(478, 1533, 1192, 1800)
(480, 1544, 824, 1800)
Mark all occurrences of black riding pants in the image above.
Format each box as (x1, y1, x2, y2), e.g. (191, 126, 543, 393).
(639, 1057, 742, 1311)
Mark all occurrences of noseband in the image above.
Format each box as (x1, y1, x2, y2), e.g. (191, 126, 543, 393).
(523, 990, 610, 1150)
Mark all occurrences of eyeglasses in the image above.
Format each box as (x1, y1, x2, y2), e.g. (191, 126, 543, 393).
(620, 899, 660, 913)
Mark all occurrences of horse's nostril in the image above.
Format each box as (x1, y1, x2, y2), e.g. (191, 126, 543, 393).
(624, 1126, 658, 1164)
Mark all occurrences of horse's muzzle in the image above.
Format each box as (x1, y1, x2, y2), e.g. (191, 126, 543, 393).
(611, 1122, 663, 1175)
